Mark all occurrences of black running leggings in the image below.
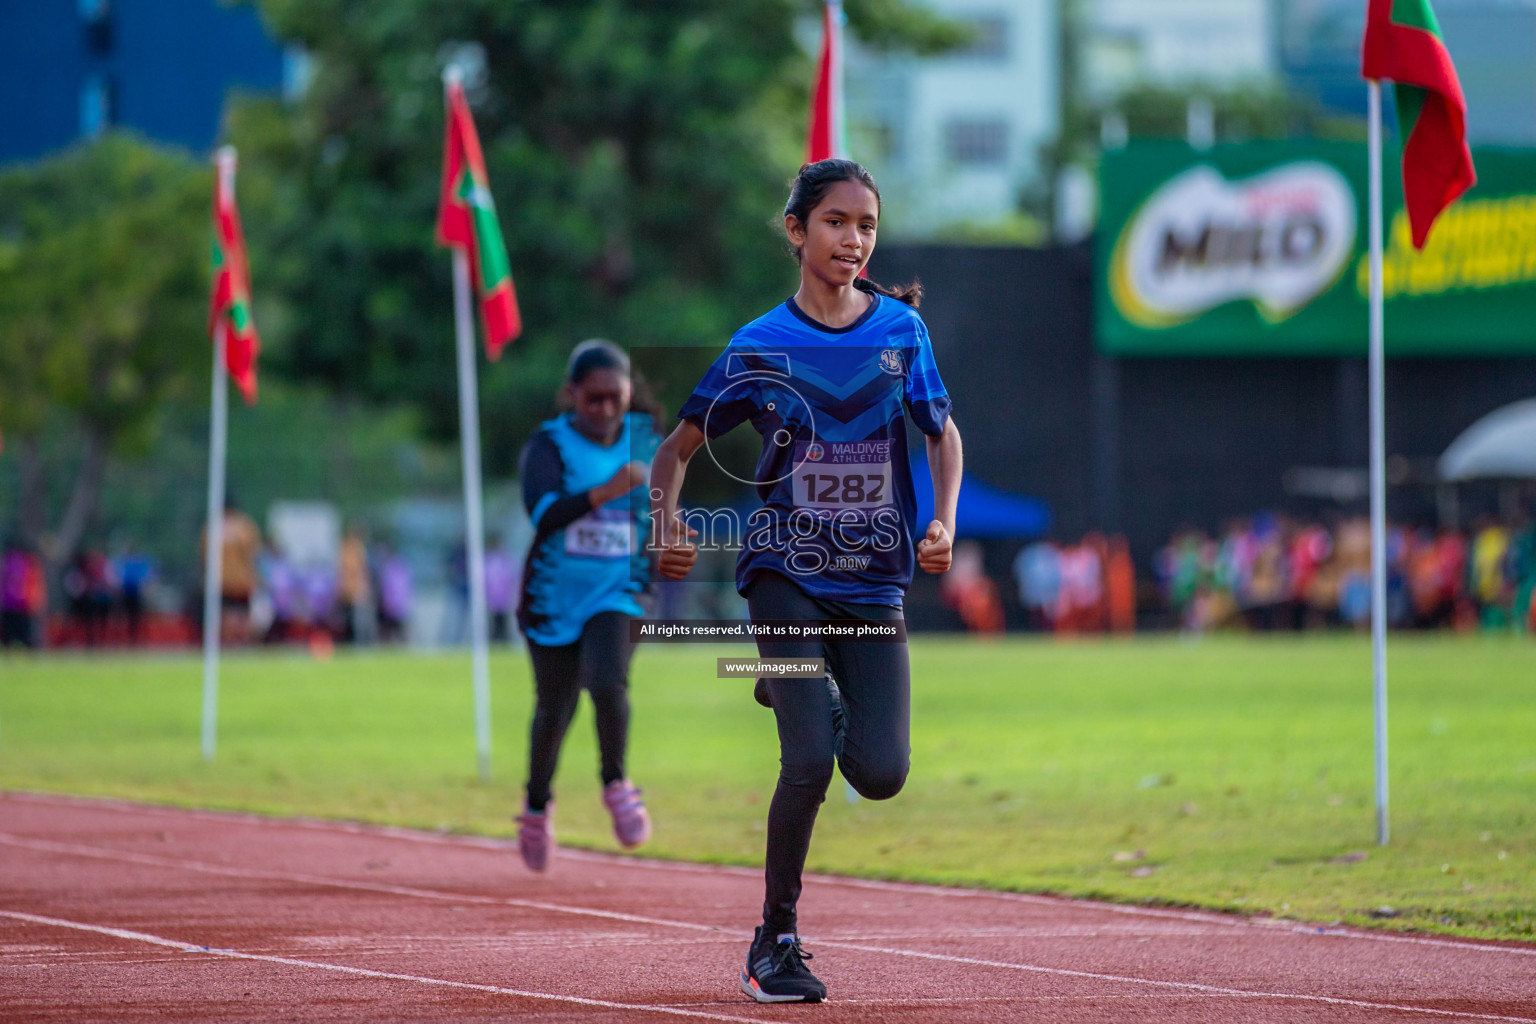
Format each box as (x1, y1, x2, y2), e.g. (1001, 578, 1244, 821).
(524, 611, 636, 812)
(745, 572, 911, 935)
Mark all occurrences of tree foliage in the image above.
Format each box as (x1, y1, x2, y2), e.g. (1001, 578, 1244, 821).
(845, 0, 973, 55)
(230, 0, 957, 473)
(0, 135, 208, 557)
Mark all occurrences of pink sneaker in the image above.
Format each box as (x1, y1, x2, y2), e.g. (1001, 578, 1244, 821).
(516, 805, 553, 872)
(602, 779, 652, 849)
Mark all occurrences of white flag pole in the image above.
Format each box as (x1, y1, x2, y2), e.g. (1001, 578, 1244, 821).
(829, 0, 847, 159)
(453, 247, 494, 783)
(445, 68, 493, 782)
(1367, 79, 1390, 846)
(822, 0, 859, 805)
(201, 317, 229, 762)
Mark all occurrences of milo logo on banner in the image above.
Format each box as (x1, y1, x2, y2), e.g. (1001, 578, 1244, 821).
(1109, 162, 1357, 328)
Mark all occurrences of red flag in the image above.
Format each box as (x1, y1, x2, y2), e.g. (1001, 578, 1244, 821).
(805, 0, 846, 164)
(209, 147, 259, 404)
(806, 0, 867, 277)
(1361, 0, 1475, 249)
(436, 79, 521, 360)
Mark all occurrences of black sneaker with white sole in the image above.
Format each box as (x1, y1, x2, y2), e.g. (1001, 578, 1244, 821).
(739, 926, 827, 1003)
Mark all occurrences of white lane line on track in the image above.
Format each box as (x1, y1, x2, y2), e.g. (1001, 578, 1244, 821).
(0, 833, 719, 935)
(2, 833, 1530, 1023)
(0, 910, 766, 1024)
(817, 941, 1536, 1024)
(8, 789, 1534, 961)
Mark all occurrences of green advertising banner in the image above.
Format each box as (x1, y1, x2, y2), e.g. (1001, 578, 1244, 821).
(1096, 141, 1536, 355)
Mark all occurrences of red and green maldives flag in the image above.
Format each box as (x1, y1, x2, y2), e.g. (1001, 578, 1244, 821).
(435, 79, 521, 360)
(209, 147, 259, 404)
(1361, 0, 1476, 250)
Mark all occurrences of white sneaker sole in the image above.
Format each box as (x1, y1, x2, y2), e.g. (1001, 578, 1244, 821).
(739, 971, 826, 1003)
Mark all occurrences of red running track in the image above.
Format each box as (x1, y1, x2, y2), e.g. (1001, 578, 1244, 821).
(2, 791, 1534, 1023)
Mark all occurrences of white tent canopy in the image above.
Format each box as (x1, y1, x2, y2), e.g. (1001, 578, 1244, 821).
(1439, 398, 1536, 481)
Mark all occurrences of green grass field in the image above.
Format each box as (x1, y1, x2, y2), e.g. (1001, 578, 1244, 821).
(1, 636, 1532, 940)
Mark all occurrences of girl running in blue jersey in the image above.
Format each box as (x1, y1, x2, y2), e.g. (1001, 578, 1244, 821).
(650, 159, 963, 1003)
(515, 339, 661, 872)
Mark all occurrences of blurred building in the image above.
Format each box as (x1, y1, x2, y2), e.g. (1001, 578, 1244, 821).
(1077, 0, 1280, 103)
(845, 0, 1060, 237)
(0, 0, 296, 166)
(858, 0, 1279, 239)
(1278, 0, 1368, 118)
(1281, 0, 1536, 143)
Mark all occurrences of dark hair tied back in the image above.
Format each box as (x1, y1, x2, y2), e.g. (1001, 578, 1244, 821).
(566, 338, 628, 384)
(782, 158, 922, 308)
(562, 338, 666, 424)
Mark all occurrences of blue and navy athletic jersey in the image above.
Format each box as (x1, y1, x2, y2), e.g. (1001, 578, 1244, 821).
(677, 293, 952, 605)
(517, 411, 660, 646)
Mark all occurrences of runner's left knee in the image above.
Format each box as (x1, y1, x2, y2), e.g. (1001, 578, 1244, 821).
(844, 753, 908, 801)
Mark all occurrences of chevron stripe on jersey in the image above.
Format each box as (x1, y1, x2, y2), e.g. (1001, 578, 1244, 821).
(677, 293, 951, 605)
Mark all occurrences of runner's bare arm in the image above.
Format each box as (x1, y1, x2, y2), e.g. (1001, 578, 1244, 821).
(650, 421, 705, 580)
(590, 463, 647, 507)
(919, 417, 962, 574)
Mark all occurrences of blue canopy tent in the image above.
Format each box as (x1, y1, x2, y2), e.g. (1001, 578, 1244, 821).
(909, 451, 1051, 540)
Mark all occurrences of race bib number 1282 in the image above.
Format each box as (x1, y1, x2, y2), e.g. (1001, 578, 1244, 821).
(792, 440, 894, 511)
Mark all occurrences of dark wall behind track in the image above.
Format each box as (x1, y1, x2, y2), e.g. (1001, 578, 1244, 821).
(869, 244, 1536, 569)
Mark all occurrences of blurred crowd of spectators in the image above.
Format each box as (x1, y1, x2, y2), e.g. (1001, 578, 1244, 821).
(1155, 512, 1536, 634)
(206, 507, 520, 649)
(2, 538, 159, 649)
(0, 506, 524, 651)
(1, 539, 49, 648)
(1006, 534, 1138, 635)
(10, 508, 1535, 649)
